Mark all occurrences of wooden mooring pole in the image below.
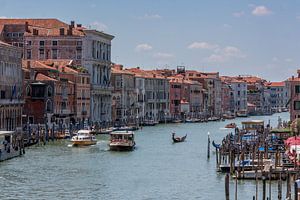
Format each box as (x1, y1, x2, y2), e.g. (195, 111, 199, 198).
(225, 173, 230, 200)
(207, 132, 210, 159)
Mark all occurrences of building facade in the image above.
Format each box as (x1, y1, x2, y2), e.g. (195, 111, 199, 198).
(0, 41, 23, 131)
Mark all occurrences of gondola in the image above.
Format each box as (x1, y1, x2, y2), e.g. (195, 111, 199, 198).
(172, 132, 187, 143)
(212, 140, 221, 149)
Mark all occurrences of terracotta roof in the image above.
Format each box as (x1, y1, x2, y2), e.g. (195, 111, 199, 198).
(266, 82, 285, 87)
(35, 73, 57, 82)
(22, 60, 57, 71)
(0, 18, 85, 37)
(111, 67, 135, 75)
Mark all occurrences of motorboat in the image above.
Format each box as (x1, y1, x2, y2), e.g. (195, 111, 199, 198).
(109, 131, 135, 151)
(71, 130, 97, 146)
(225, 123, 237, 129)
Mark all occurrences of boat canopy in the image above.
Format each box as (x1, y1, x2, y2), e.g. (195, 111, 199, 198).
(285, 136, 300, 146)
(0, 131, 16, 136)
(77, 130, 92, 135)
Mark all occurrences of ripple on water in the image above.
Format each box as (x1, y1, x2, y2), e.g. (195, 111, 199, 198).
(0, 113, 290, 200)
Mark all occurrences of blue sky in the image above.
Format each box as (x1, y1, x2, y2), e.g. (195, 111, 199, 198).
(1, 0, 300, 81)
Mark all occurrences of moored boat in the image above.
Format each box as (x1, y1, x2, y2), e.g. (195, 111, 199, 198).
(71, 130, 97, 146)
(109, 131, 135, 151)
(0, 131, 25, 161)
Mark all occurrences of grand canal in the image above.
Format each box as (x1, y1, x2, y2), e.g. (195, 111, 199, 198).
(0, 112, 290, 199)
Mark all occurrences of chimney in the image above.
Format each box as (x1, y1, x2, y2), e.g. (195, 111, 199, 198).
(77, 24, 82, 28)
(67, 25, 73, 35)
(25, 21, 29, 32)
(59, 28, 65, 36)
(70, 21, 75, 28)
(292, 76, 295, 80)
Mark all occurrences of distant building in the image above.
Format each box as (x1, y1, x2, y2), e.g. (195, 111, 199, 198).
(264, 82, 289, 112)
(288, 72, 300, 121)
(111, 65, 136, 125)
(0, 41, 23, 131)
(128, 68, 170, 122)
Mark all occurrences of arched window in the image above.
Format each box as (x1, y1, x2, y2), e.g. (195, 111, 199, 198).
(47, 86, 53, 97)
(26, 85, 31, 96)
(46, 99, 52, 112)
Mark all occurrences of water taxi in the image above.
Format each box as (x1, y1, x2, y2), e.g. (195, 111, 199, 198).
(71, 130, 97, 146)
(109, 131, 135, 151)
(0, 130, 25, 161)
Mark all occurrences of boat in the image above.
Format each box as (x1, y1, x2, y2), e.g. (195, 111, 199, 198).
(212, 140, 221, 149)
(0, 131, 25, 161)
(99, 127, 114, 134)
(172, 119, 182, 123)
(142, 120, 158, 126)
(185, 118, 201, 123)
(114, 126, 138, 131)
(109, 131, 135, 151)
(225, 123, 236, 129)
(71, 130, 97, 146)
(172, 132, 187, 143)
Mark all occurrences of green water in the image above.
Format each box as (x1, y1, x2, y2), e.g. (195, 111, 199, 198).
(0, 112, 290, 199)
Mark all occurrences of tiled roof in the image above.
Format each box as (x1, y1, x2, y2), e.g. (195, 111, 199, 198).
(266, 82, 285, 87)
(35, 73, 57, 82)
(0, 18, 85, 36)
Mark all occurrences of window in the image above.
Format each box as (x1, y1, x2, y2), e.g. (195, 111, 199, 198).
(46, 100, 52, 112)
(39, 49, 45, 59)
(77, 41, 82, 46)
(26, 49, 32, 59)
(26, 86, 31, 96)
(294, 101, 300, 110)
(26, 41, 32, 46)
(47, 86, 52, 97)
(296, 85, 300, 94)
(52, 49, 58, 59)
(39, 41, 45, 46)
(0, 90, 5, 99)
(76, 49, 82, 59)
(52, 41, 57, 46)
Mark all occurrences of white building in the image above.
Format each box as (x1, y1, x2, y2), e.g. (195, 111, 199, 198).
(82, 30, 114, 124)
(230, 80, 247, 114)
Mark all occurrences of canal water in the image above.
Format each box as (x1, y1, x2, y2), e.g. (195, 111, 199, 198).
(0, 112, 290, 200)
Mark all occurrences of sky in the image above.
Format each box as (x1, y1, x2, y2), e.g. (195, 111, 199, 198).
(0, 0, 300, 81)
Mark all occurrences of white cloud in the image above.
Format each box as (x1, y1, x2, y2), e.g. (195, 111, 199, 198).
(153, 52, 174, 59)
(205, 46, 245, 63)
(223, 24, 231, 28)
(135, 43, 153, 52)
(139, 14, 162, 20)
(187, 42, 219, 50)
(252, 6, 272, 16)
(90, 21, 108, 31)
(233, 11, 245, 17)
(285, 58, 293, 62)
(0, 16, 7, 19)
(272, 57, 279, 62)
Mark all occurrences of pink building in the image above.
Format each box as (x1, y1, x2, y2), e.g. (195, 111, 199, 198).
(288, 71, 300, 121)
